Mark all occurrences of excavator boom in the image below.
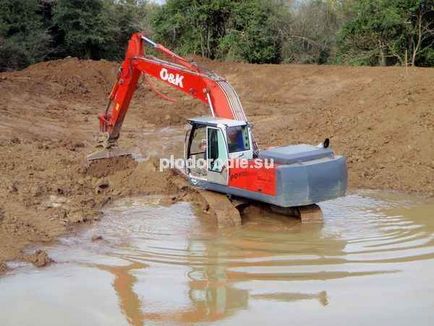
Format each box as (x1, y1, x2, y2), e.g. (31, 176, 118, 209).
(97, 33, 248, 147)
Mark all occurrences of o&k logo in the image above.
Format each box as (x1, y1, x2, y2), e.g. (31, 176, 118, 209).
(159, 68, 184, 88)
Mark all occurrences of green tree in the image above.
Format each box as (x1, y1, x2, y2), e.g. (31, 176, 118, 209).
(219, 0, 289, 63)
(151, 0, 233, 59)
(0, 0, 51, 71)
(151, 0, 288, 63)
(52, 0, 117, 59)
(104, 0, 152, 59)
(337, 0, 434, 66)
(279, 0, 342, 64)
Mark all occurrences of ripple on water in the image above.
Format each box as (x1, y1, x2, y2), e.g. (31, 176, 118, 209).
(1, 192, 434, 325)
(41, 193, 434, 282)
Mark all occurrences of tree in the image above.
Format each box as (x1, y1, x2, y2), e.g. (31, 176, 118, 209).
(151, 0, 289, 63)
(52, 0, 117, 59)
(219, 0, 289, 63)
(0, 0, 51, 71)
(1, 0, 432, 70)
(337, 0, 434, 66)
(279, 0, 343, 64)
(407, 1, 434, 66)
(105, 0, 152, 60)
(151, 0, 233, 59)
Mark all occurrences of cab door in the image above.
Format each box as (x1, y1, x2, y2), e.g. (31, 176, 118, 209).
(206, 127, 229, 185)
(186, 124, 207, 179)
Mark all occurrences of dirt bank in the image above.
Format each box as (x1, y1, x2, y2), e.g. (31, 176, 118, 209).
(0, 57, 433, 266)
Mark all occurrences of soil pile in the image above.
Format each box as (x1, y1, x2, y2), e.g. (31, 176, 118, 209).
(0, 57, 433, 266)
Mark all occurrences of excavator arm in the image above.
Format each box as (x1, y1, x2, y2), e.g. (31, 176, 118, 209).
(98, 33, 249, 147)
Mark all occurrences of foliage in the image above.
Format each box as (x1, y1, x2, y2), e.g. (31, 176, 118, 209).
(106, 0, 152, 59)
(219, 0, 289, 63)
(151, 0, 229, 58)
(337, 0, 434, 66)
(0, 0, 51, 71)
(52, 0, 117, 59)
(280, 0, 342, 64)
(152, 0, 288, 63)
(0, 0, 433, 71)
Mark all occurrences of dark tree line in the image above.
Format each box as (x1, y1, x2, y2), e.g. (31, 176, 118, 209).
(1, 0, 433, 71)
(0, 0, 153, 71)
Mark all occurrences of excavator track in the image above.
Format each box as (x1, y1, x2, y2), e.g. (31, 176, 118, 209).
(271, 204, 323, 223)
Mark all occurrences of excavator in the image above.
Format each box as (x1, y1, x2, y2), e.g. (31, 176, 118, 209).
(88, 33, 347, 216)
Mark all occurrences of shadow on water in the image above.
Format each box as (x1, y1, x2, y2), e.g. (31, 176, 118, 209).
(1, 191, 434, 325)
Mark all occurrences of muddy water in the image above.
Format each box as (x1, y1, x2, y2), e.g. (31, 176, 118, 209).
(1, 192, 434, 326)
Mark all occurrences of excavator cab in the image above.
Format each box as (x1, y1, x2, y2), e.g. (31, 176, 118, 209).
(185, 117, 253, 185)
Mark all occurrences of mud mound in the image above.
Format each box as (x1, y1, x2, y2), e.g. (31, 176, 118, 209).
(86, 155, 138, 178)
(20, 57, 118, 98)
(0, 57, 205, 136)
(22, 249, 53, 268)
(0, 262, 7, 274)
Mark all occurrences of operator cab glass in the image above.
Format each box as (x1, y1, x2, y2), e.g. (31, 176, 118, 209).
(227, 125, 250, 153)
(186, 124, 207, 178)
(207, 127, 228, 172)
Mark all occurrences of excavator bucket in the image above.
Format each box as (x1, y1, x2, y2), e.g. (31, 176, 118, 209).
(86, 148, 133, 163)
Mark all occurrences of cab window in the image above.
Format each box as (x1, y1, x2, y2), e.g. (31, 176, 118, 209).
(189, 125, 206, 155)
(207, 127, 228, 172)
(227, 126, 250, 153)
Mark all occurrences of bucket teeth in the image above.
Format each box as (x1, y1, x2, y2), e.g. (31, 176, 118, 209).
(86, 148, 133, 162)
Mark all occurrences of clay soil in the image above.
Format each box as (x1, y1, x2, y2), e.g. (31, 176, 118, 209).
(0, 57, 433, 268)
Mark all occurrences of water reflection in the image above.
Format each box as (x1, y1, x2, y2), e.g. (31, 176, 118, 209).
(252, 291, 329, 305)
(97, 262, 146, 326)
(93, 194, 434, 324)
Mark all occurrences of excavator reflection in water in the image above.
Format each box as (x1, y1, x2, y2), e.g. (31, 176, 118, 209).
(97, 259, 331, 325)
(94, 217, 334, 325)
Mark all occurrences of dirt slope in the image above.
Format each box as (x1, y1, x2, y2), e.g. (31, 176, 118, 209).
(0, 57, 433, 267)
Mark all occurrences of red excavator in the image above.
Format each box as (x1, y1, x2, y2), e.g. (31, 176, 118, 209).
(89, 33, 347, 212)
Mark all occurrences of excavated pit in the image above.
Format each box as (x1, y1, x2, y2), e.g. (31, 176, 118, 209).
(0, 57, 433, 267)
